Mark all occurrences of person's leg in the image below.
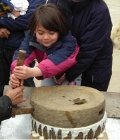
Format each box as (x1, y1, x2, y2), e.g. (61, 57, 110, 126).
(81, 70, 112, 91)
(67, 74, 82, 85)
(24, 78, 35, 87)
(40, 75, 82, 86)
(41, 78, 56, 86)
(0, 48, 15, 96)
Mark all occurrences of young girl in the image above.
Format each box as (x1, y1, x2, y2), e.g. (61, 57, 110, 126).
(10, 3, 80, 88)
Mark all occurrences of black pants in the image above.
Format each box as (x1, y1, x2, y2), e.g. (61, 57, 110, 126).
(81, 70, 112, 91)
(0, 47, 35, 97)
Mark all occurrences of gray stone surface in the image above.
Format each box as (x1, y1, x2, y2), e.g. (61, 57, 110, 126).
(31, 86, 105, 128)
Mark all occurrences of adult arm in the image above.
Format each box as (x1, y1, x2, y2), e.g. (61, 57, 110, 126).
(0, 96, 12, 123)
(0, 86, 24, 122)
(66, 9, 112, 81)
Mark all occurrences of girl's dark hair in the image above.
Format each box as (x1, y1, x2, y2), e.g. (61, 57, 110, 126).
(29, 3, 69, 40)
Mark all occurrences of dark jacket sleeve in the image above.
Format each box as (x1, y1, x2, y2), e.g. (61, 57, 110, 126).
(66, 8, 112, 81)
(0, 0, 45, 31)
(0, 96, 12, 123)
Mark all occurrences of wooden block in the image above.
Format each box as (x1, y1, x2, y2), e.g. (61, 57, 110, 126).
(11, 104, 33, 116)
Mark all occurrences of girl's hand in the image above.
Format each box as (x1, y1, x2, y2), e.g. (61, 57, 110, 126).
(14, 65, 32, 80)
(14, 65, 42, 80)
(10, 74, 21, 88)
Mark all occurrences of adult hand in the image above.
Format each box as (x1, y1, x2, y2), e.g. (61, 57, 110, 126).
(0, 28, 10, 38)
(5, 86, 25, 105)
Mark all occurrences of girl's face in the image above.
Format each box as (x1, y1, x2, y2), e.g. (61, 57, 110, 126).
(35, 25, 59, 48)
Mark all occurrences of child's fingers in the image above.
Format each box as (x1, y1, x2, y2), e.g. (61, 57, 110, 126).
(15, 66, 25, 71)
(14, 73, 25, 79)
(14, 69, 26, 78)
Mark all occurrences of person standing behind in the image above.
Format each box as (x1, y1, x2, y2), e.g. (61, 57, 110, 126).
(10, 4, 79, 88)
(48, 0, 113, 91)
(0, 0, 45, 96)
